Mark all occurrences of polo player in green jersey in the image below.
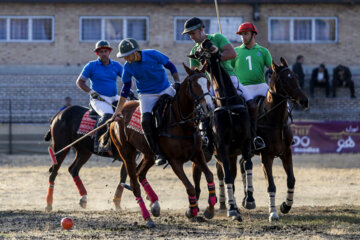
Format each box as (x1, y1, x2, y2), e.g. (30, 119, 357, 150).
(231, 22, 272, 150)
(182, 17, 258, 151)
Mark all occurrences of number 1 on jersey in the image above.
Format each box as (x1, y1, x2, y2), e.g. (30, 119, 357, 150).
(246, 56, 252, 70)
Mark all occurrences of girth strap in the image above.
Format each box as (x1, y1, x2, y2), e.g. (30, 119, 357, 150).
(159, 131, 200, 161)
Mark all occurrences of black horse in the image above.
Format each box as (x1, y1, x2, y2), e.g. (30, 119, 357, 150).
(190, 40, 254, 221)
(43, 94, 137, 212)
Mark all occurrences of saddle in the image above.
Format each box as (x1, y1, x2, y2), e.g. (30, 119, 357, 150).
(152, 94, 173, 130)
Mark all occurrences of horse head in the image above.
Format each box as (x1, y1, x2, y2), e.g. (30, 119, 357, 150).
(271, 57, 309, 110)
(181, 63, 214, 117)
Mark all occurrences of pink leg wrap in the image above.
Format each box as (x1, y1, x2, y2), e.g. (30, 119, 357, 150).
(141, 179, 158, 203)
(207, 182, 217, 206)
(46, 182, 54, 205)
(73, 176, 87, 196)
(188, 195, 199, 217)
(136, 197, 150, 220)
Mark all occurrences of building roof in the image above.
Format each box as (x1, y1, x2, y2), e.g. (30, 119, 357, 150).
(0, 0, 358, 4)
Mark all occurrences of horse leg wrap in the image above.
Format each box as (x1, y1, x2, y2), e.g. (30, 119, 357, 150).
(141, 179, 158, 203)
(244, 161, 254, 193)
(73, 176, 87, 196)
(219, 180, 225, 204)
(207, 182, 217, 206)
(285, 188, 294, 206)
(226, 183, 236, 207)
(241, 173, 246, 192)
(46, 182, 55, 205)
(136, 197, 150, 220)
(113, 184, 124, 202)
(188, 195, 199, 217)
(269, 192, 277, 213)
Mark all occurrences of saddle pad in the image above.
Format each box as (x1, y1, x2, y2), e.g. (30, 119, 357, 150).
(127, 106, 143, 134)
(77, 110, 97, 136)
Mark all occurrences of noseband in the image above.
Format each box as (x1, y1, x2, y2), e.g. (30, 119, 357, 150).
(175, 72, 211, 122)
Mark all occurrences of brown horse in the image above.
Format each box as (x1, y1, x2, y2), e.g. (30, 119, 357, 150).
(242, 58, 308, 222)
(44, 103, 138, 212)
(210, 57, 309, 222)
(109, 65, 216, 228)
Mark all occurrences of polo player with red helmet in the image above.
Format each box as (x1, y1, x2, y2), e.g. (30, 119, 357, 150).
(230, 22, 272, 150)
(76, 40, 123, 154)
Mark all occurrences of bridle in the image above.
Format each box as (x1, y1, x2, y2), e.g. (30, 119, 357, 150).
(258, 67, 299, 121)
(175, 72, 211, 123)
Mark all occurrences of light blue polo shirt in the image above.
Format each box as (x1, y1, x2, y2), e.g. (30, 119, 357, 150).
(81, 59, 123, 97)
(122, 49, 170, 94)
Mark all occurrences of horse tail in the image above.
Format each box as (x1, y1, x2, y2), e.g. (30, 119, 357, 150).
(44, 129, 52, 141)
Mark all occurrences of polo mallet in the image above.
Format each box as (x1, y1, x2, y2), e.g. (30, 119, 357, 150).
(48, 121, 110, 164)
(214, 0, 223, 34)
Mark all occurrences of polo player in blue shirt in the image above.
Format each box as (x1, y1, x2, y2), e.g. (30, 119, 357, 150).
(112, 38, 180, 166)
(76, 40, 123, 154)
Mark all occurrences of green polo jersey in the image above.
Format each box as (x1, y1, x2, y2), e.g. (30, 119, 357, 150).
(189, 33, 236, 77)
(231, 43, 272, 85)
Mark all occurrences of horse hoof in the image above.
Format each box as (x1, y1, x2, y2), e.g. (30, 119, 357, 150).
(113, 199, 121, 211)
(146, 219, 156, 228)
(150, 201, 160, 217)
(280, 202, 291, 214)
(232, 215, 243, 222)
(269, 212, 279, 222)
(219, 202, 227, 210)
(204, 206, 215, 219)
(227, 209, 240, 218)
(45, 205, 52, 212)
(243, 200, 256, 210)
(185, 209, 192, 219)
(79, 199, 87, 209)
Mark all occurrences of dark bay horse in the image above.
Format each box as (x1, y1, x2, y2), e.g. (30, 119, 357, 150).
(239, 58, 308, 222)
(44, 104, 130, 212)
(109, 65, 216, 228)
(190, 42, 254, 221)
(197, 57, 309, 222)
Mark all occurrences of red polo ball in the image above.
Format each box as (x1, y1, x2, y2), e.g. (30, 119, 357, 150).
(61, 217, 74, 230)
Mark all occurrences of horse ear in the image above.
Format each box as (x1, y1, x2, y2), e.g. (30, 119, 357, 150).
(272, 61, 280, 73)
(280, 57, 288, 67)
(183, 63, 193, 75)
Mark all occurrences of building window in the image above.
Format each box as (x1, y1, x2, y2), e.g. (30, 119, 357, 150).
(0, 16, 54, 42)
(80, 16, 149, 42)
(269, 17, 337, 43)
(174, 16, 243, 43)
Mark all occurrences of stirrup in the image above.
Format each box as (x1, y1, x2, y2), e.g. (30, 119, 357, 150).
(155, 154, 167, 166)
(253, 136, 266, 150)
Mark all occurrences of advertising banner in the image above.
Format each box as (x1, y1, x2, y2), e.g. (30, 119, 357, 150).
(291, 122, 360, 154)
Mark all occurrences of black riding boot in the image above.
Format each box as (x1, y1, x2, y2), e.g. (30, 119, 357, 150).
(247, 100, 266, 151)
(95, 113, 112, 154)
(141, 112, 167, 166)
(200, 117, 214, 153)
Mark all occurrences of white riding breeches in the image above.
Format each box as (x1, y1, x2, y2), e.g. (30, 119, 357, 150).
(231, 76, 251, 101)
(243, 83, 269, 99)
(139, 86, 176, 115)
(90, 94, 120, 116)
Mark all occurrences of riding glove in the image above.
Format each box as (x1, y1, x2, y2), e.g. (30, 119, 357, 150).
(173, 82, 181, 92)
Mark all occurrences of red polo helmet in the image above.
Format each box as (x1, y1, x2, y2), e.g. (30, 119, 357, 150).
(236, 22, 258, 35)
